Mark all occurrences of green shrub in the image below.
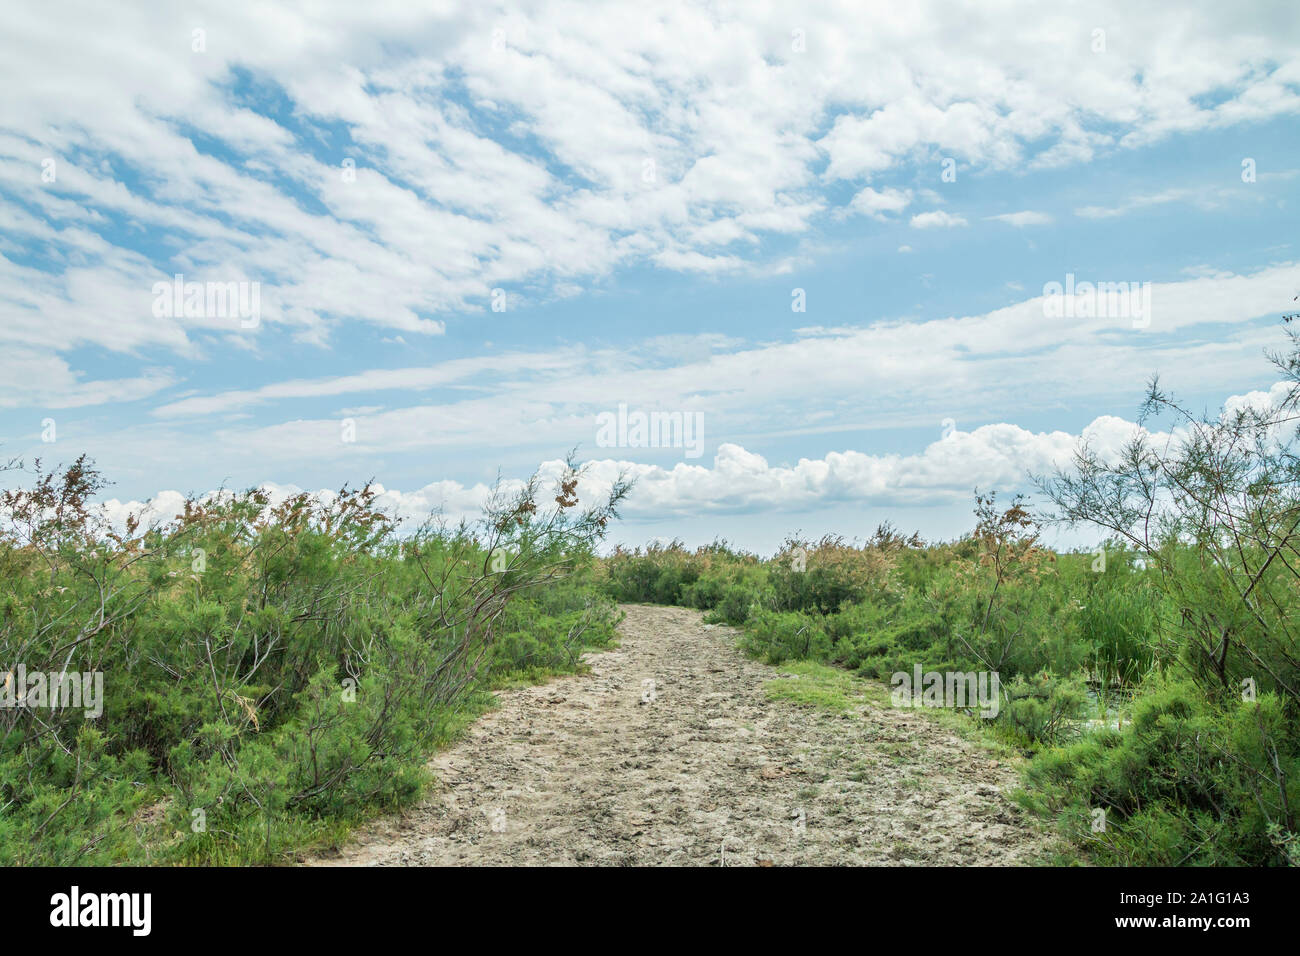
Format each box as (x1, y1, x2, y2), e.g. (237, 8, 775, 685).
(0, 455, 629, 864)
(998, 671, 1088, 747)
(739, 609, 831, 665)
(1020, 677, 1300, 865)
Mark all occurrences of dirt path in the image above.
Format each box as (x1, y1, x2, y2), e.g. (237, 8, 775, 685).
(307, 604, 1049, 866)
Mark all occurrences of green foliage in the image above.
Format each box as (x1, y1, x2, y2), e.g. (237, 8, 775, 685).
(768, 534, 896, 614)
(740, 609, 831, 664)
(1027, 323, 1300, 864)
(1019, 678, 1299, 865)
(490, 590, 623, 678)
(0, 454, 628, 864)
(998, 671, 1088, 747)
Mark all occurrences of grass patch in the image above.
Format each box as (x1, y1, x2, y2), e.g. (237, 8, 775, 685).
(763, 660, 873, 713)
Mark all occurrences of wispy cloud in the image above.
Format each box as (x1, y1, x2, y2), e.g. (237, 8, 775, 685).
(985, 210, 1053, 227)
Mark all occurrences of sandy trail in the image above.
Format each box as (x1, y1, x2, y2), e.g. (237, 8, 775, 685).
(306, 604, 1048, 866)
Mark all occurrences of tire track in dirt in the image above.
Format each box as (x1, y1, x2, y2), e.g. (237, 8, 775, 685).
(306, 604, 1049, 866)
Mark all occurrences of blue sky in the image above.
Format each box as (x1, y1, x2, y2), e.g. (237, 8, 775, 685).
(1, 1, 1298, 553)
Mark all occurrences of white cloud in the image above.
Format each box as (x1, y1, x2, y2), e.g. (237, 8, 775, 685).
(68, 374, 1296, 549)
(0, 349, 176, 410)
(151, 348, 587, 419)
(80, 408, 1195, 531)
(25, 261, 1285, 490)
(845, 186, 912, 220)
(1072, 183, 1269, 220)
(985, 210, 1053, 227)
(910, 210, 968, 229)
(0, 0, 1296, 409)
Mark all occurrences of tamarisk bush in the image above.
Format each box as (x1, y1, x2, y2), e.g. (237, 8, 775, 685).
(0, 454, 628, 864)
(1030, 324, 1300, 864)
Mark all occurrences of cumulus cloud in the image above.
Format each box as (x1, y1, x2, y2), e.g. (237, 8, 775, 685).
(87, 410, 1168, 532)
(51, 370, 1291, 554)
(845, 186, 912, 220)
(910, 210, 968, 229)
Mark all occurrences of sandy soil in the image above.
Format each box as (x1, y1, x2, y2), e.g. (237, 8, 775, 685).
(305, 604, 1049, 866)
